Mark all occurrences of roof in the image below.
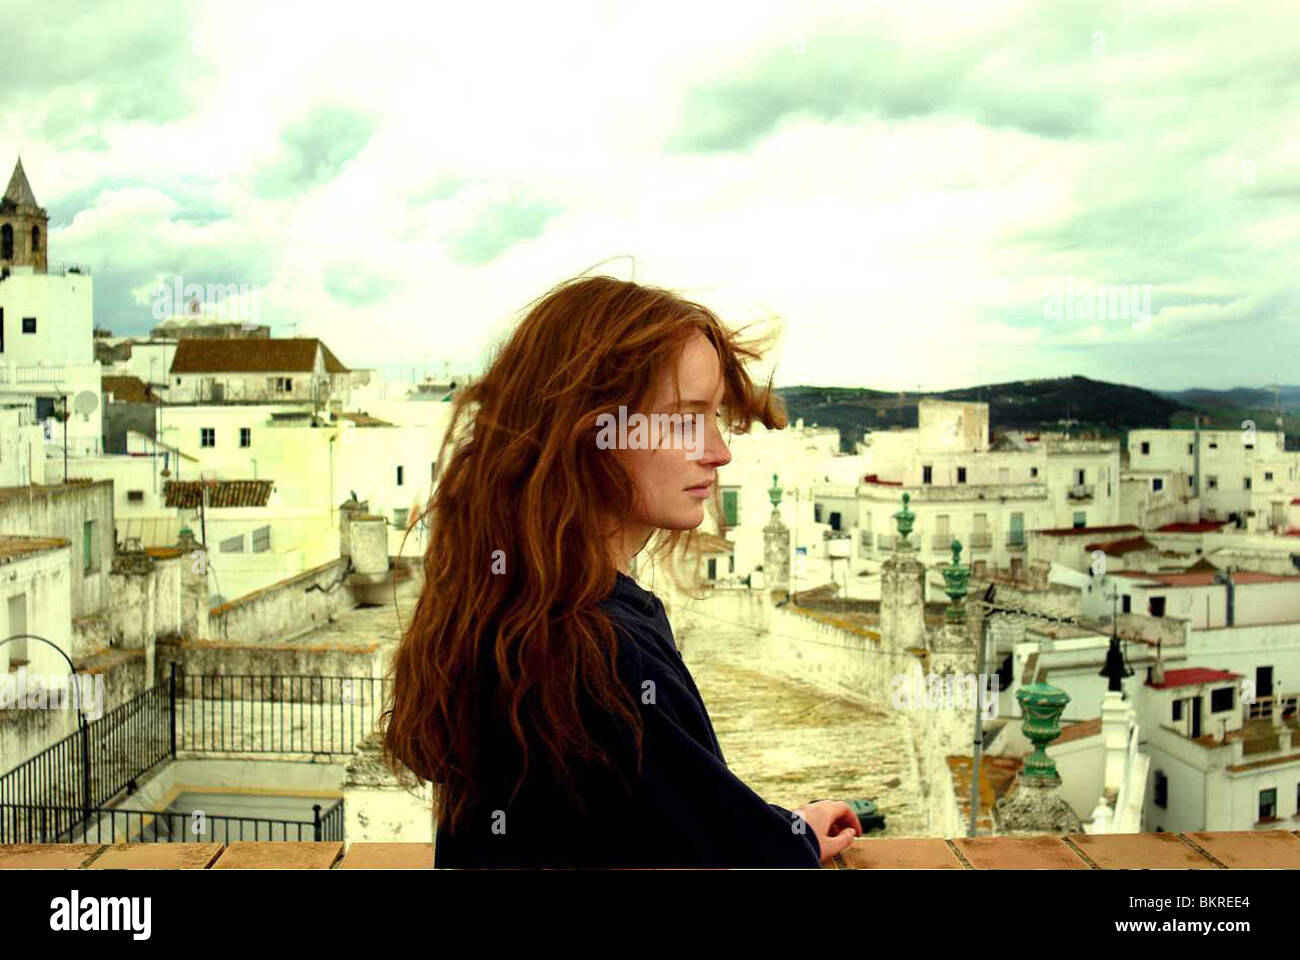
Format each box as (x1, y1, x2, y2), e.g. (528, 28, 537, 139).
(696, 532, 733, 554)
(1156, 521, 1231, 533)
(337, 412, 395, 427)
(1084, 535, 1155, 556)
(102, 375, 160, 405)
(169, 338, 349, 375)
(1147, 667, 1242, 689)
(1054, 717, 1103, 744)
(1114, 570, 1300, 588)
(163, 479, 273, 509)
(1036, 524, 1139, 538)
(2, 158, 39, 209)
(0, 534, 69, 563)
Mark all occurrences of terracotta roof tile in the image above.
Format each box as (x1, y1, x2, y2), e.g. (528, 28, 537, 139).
(164, 479, 273, 509)
(170, 337, 349, 375)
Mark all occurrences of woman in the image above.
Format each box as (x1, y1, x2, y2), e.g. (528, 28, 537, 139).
(382, 274, 860, 868)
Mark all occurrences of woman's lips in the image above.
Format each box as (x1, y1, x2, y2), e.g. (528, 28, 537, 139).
(684, 483, 712, 500)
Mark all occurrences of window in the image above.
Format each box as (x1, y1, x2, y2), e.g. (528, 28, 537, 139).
(240, 427, 251, 448)
(707, 558, 717, 580)
(1072, 511, 1086, 528)
(829, 511, 842, 531)
(21, 317, 35, 334)
(1172, 699, 1183, 722)
(431, 461, 438, 483)
(956, 466, 966, 484)
(1121, 594, 1131, 614)
(1206, 476, 1217, 489)
(0, 223, 11, 260)
(200, 427, 215, 447)
(176, 377, 181, 385)
(1243, 477, 1251, 490)
(1187, 443, 1193, 455)
(1245, 443, 1254, 451)
(922, 465, 933, 484)
(1210, 687, 1234, 713)
(1152, 478, 1163, 492)
(82, 520, 95, 572)
(1149, 596, 1166, 617)
(220, 535, 244, 553)
(1264, 471, 1273, 482)
(1259, 788, 1277, 821)
(393, 507, 408, 527)
(1075, 468, 1086, 485)
(127, 490, 144, 503)
(274, 377, 293, 392)
(1030, 466, 1038, 478)
(252, 525, 270, 553)
(728, 554, 735, 574)
(30, 226, 39, 253)
(1154, 771, 1167, 808)
(1140, 441, 1150, 454)
(396, 465, 404, 486)
(813, 503, 823, 523)
(1208, 441, 1217, 450)
(722, 488, 739, 527)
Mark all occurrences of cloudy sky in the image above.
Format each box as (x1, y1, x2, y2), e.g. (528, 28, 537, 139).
(6, 0, 1298, 391)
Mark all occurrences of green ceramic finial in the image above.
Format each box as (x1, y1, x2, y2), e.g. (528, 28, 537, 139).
(893, 491, 915, 550)
(941, 538, 970, 621)
(1016, 680, 1071, 780)
(768, 473, 783, 510)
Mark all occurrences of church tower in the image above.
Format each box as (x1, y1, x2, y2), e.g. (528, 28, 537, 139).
(1, 158, 49, 275)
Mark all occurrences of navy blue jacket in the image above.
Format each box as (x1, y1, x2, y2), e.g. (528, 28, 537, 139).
(432, 572, 823, 868)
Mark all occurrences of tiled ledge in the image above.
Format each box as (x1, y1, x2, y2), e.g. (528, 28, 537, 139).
(1, 831, 1298, 869)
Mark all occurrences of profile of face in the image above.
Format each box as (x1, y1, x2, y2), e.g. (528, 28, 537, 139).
(613, 332, 733, 547)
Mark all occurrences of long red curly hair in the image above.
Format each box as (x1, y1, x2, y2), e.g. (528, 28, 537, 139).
(380, 274, 786, 835)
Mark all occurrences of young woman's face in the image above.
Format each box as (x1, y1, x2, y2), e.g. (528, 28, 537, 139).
(615, 332, 733, 541)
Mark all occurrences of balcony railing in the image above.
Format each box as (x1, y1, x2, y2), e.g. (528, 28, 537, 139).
(1245, 693, 1299, 722)
(967, 533, 992, 549)
(931, 535, 956, 550)
(1006, 535, 1026, 550)
(1068, 484, 1095, 501)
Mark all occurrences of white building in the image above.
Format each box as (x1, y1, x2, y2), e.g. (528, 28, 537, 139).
(1128, 424, 1299, 530)
(0, 160, 103, 460)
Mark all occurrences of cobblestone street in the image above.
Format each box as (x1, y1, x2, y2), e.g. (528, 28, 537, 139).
(677, 620, 930, 837)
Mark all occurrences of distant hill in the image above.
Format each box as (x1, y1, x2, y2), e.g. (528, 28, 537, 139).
(776, 376, 1196, 452)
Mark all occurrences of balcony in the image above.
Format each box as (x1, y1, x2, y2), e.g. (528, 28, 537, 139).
(931, 535, 956, 551)
(967, 532, 992, 550)
(1006, 535, 1026, 551)
(1067, 484, 1095, 502)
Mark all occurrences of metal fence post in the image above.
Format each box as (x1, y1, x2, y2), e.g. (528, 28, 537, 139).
(169, 662, 178, 758)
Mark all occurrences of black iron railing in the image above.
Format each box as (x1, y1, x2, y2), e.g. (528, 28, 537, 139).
(0, 799, 344, 844)
(0, 667, 388, 843)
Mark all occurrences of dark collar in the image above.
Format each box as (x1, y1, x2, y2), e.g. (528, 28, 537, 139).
(607, 571, 657, 616)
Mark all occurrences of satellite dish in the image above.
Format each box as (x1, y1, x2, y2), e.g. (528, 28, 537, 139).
(73, 390, 99, 421)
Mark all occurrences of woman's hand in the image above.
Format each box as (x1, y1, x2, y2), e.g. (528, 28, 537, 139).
(794, 800, 861, 863)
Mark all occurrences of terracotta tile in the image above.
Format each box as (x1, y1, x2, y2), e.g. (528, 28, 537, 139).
(840, 838, 964, 869)
(211, 841, 342, 869)
(0, 844, 105, 869)
(89, 843, 224, 870)
(952, 835, 1090, 869)
(1184, 830, 1300, 868)
(1068, 833, 1217, 869)
(339, 843, 434, 869)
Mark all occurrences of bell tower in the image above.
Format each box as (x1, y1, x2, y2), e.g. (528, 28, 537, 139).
(1, 158, 49, 275)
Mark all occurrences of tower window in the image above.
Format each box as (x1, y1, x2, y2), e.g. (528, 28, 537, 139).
(1, 224, 11, 260)
(22, 317, 35, 334)
(30, 225, 39, 253)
